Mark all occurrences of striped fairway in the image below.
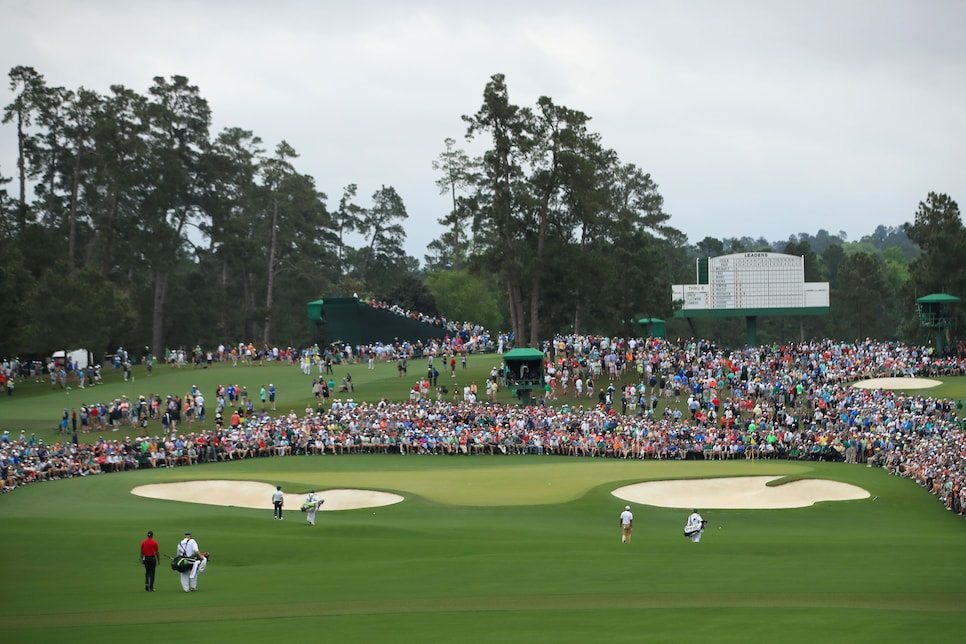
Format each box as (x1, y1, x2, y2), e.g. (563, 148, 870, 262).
(2, 454, 964, 643)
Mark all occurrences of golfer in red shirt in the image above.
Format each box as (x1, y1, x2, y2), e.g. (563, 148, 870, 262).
(140, 530, 160, 591)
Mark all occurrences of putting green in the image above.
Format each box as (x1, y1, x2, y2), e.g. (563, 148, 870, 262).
(119, 458, 817, 506)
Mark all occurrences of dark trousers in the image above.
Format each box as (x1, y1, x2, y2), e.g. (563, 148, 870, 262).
(143, 556, 157, 590)
(274, 501, 283, 519)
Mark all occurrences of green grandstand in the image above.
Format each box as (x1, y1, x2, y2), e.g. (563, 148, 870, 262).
(307, 297, 449, 347)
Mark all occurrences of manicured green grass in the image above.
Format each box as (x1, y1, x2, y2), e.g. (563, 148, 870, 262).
(0, 357, 524, 437)
(1, 455, 965, 643)
(2, 362, 965, 642)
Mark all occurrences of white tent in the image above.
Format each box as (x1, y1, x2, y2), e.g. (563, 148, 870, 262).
(51, 349, 94, 370)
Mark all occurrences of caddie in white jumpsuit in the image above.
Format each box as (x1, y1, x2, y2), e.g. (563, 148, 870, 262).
(177, 531, 202, 592)
(684, 509, 705, 543)
(305, 490, 322, 526)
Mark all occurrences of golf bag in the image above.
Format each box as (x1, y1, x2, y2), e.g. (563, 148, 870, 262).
(171, 556, 195, 572)
(683, 520, 707, 537)
(301, 499, 324, 512)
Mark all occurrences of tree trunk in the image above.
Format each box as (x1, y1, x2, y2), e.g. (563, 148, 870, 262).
(528, 174, 554, 349)
(263, 196, 279, 344)
(68, 141, 83, 273)
(242, 266, 255, 341)
(450, 180, 461, 271)
(360, 226, 380, 283)
(46, 157, 56, 223)
(528, 212, 548, 348)
(15, 113, 27, 231)
(506, 279, 518, 344)
(151, 270, 169, 358)
(528, 277, 541, 349)
(508, 280, 526, 347)
(220, 254, 230, 335)
(98, 193, 119, 276)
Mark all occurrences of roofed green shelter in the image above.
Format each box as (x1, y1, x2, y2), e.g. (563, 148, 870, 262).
(637, 318, 666, 339)
(502, 348, 545, 405)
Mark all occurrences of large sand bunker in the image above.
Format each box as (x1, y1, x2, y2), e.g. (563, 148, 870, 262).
(851, 377, 942, 390)
(612, 476, 869, 509)
(131, 480, 404, 510)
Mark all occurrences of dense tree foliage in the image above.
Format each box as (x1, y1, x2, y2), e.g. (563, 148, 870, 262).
(2, 68, 962, 357)
(0, 67, 423, 359)
(458, 74, 681, 346)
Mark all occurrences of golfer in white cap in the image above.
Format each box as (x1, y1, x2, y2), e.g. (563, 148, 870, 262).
(619, 505, 634, 543)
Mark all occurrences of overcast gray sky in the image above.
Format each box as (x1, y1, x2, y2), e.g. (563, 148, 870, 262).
(3, 0, 964, 259)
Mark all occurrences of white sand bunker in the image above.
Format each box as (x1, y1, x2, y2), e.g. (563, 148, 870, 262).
(852, 377, 942, 390)
(131, 480, 404, 511)
(612, 476, 869, 509)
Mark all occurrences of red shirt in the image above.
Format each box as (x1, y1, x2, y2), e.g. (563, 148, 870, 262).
(140, 536, 160, 558)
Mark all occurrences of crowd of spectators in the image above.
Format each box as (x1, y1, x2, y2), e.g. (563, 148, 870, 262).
(2, 337, 965, 520)
(363, 297, 495, 351)
(164, 343, 302, 368)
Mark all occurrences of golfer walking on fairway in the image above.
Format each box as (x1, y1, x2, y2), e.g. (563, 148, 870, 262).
(140, 530, 159, 591)
(272, 485, 284, 520)
(619, 505, 634, 543)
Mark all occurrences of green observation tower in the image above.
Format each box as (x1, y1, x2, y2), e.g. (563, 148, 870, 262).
(916, 293, 960, 353)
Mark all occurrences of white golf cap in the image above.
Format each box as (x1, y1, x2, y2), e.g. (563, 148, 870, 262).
(625, 506, 630, 510)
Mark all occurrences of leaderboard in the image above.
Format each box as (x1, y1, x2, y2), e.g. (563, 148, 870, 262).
(709, 252, 803, 309)
(672, 252, 829, 311)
